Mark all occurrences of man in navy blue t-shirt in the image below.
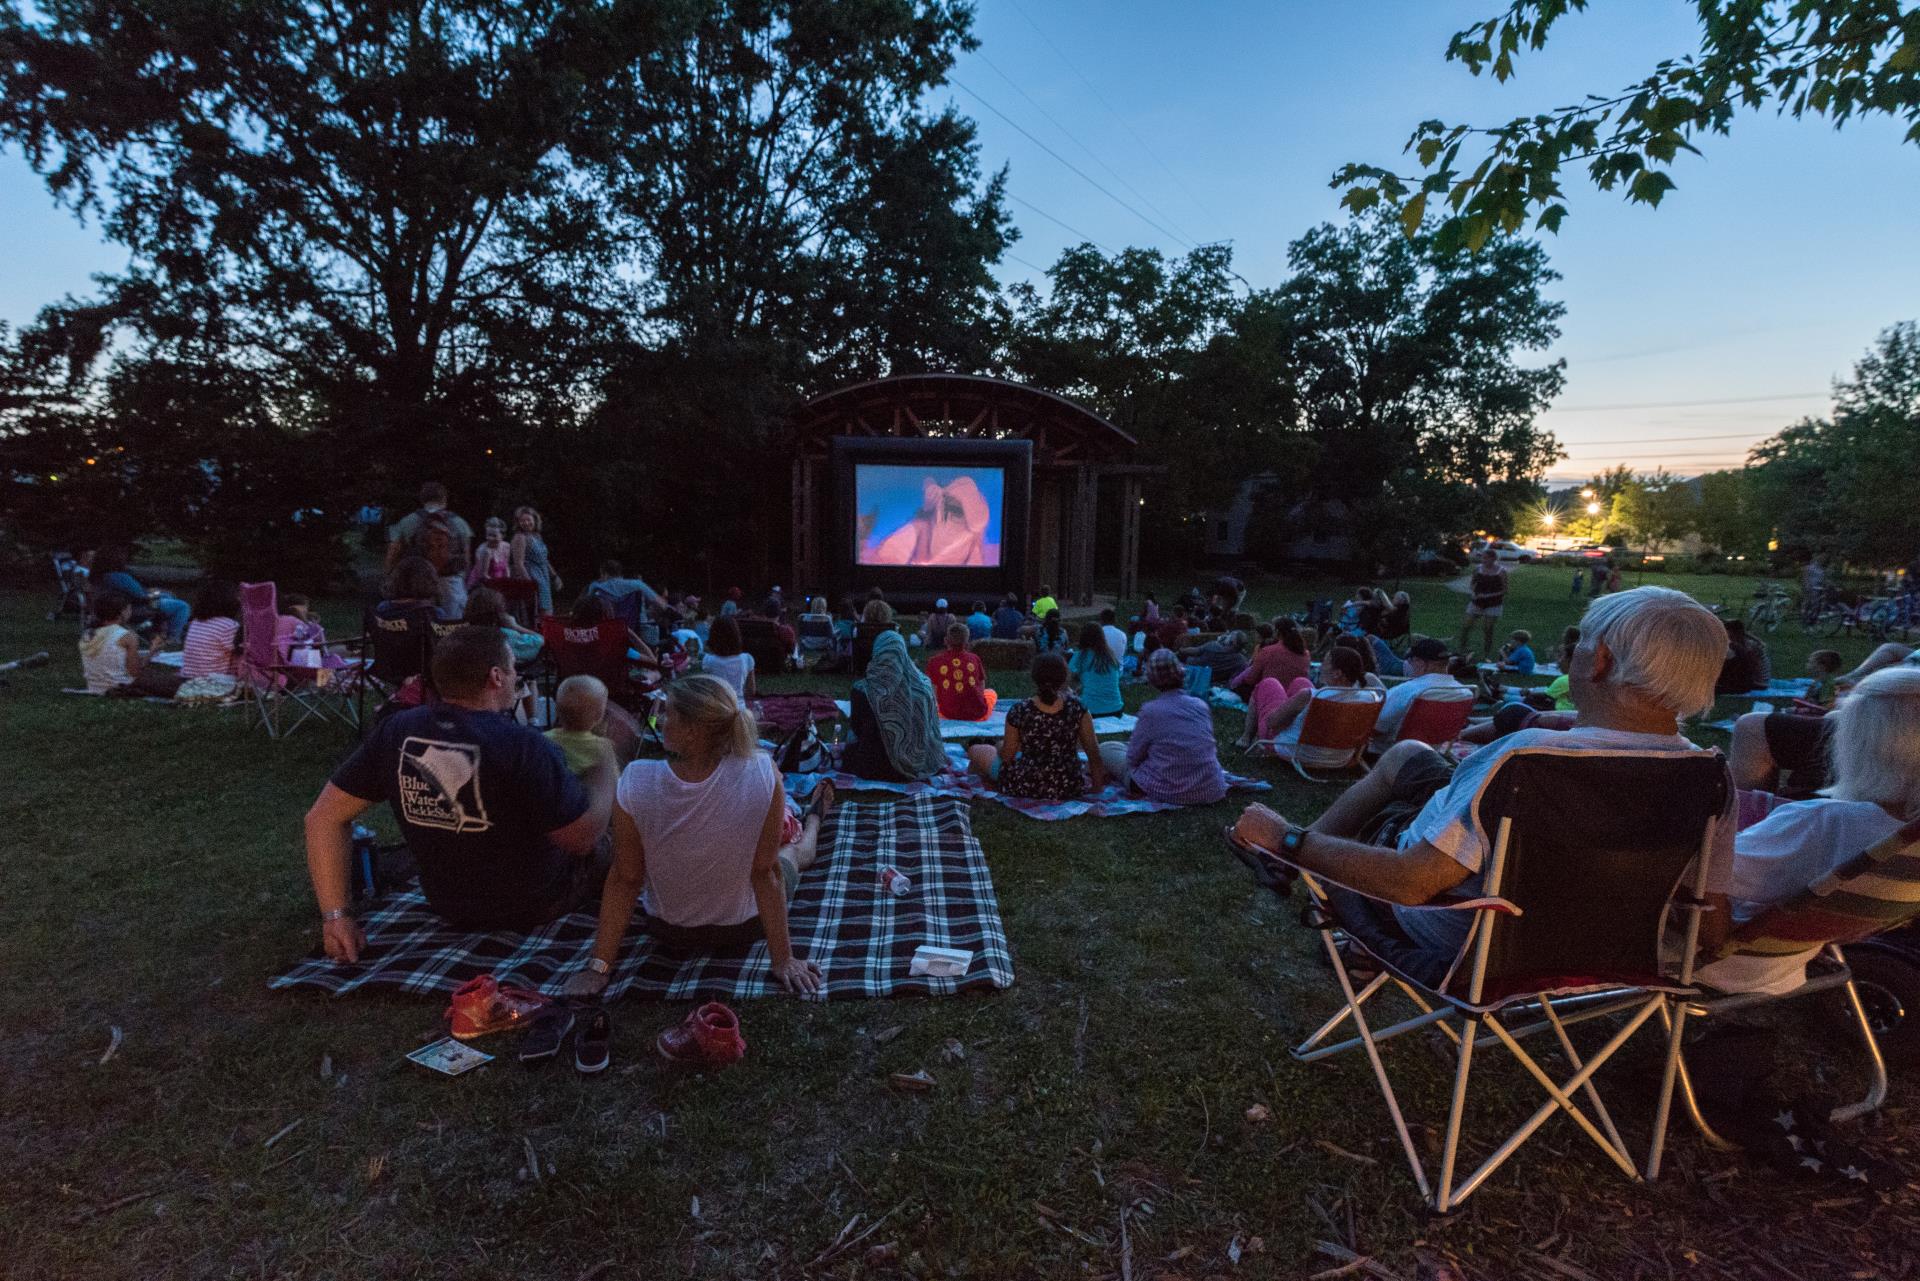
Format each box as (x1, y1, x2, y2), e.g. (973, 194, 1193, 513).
(304, 626, 615, 962)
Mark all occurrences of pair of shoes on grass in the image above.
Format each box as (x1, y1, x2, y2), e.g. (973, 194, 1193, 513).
(444, 975, 611, 1074)
(444, 976, 743, 1072)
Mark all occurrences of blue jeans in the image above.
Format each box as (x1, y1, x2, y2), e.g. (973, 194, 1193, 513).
(150, 594, 190, 643)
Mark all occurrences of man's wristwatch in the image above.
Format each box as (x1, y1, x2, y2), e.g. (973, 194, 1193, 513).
(321, 907, 347, 923)
(1280, 827, 1309, 857)
(585, 957, 610, 976)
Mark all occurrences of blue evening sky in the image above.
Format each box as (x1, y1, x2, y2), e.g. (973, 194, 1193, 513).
(4, 2, 1915, 483)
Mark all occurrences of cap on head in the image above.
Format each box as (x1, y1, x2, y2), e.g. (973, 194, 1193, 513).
(1407, 636, 1450, 663)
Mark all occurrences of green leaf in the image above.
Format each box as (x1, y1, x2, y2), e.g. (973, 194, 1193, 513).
(1400, 192, 1428, 237)
(1535, 203, 1569, 233)
(1628, 170, 1676, 206)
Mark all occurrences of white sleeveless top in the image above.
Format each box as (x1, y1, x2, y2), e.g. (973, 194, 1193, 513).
(80, 624, 133, 692)
(616, 752, 777, 927)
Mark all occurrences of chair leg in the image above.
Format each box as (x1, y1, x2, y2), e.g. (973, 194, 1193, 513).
(1655, 1004, 1739, 1152)
(1319, 927, 1433, 1201)
(1293, 969, 1390, 1056)
(1541, 998, 1631, 1165)
(1830, 974, 1891, 1124)
(1434, 1015, 1478, 1213)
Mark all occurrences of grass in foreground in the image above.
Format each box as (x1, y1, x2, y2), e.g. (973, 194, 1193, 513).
(0, 571, 1913, 1280)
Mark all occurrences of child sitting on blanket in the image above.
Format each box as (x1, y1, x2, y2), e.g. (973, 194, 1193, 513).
(1498, 629, 1537, 675)
(546, 675, 624, 774)
(564, 674, 833, 1003)
(926, 623, 997, 721)
(966, 653, 1109, 800)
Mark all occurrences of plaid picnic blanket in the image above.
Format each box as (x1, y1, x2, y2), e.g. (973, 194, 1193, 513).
(267, 796, 1014, 1001)
(784, 744, 1269, 820)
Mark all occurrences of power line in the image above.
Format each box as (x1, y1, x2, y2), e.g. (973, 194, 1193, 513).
(1550, 430, 1771, 446)
(1002, 193, 1114, 254)
(952, 78, 1194, 248)
(1005, 0, 1225, 232)
(1546, 391, 1826, 413)
(975, 51, 1197, 246)
(1003, 251, 1053, 275)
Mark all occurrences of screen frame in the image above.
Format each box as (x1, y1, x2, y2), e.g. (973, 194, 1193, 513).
(828, 436, 1031, 604)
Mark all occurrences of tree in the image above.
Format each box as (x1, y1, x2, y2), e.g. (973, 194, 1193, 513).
(1750, 321, 1920, 568)
(1694, 467, 1769, 558)
(1272, 213, 1566, 566)
(1608, 469, 1696, 555)
(1335, 2, 1920, 248)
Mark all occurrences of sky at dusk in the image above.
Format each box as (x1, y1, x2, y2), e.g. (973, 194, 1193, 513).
(3, 1, 1915, 484)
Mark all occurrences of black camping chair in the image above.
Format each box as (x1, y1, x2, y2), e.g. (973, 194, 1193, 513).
(852, 621, 895, 676)
(1231, 746, 1730, 1211)
(735, 617, 791, 675)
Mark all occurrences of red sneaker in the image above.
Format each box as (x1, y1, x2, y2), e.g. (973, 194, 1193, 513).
(445, 975, 549, 1040)
(656, 1002, 746, 1066)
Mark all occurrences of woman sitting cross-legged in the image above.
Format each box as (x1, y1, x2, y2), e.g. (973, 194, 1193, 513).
(966, 652, 1110, 799)
(564, 675, 833, 1000)
(79, 589, 183, 697)
(1237, 644, 1367, 754)
(1096, 649, 1225, 804)
(841, 631, 948, 782)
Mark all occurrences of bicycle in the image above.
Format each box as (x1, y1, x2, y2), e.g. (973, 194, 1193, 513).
(1745, 583, 1791, 634)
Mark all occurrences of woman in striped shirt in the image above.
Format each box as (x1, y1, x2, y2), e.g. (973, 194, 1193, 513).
(180, 580, 243, 680)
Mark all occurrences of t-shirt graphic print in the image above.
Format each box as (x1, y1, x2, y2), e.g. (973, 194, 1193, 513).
(398, 737, 492, 832)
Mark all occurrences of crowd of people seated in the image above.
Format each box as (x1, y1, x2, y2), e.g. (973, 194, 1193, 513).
(62, 489, 1848, 1030)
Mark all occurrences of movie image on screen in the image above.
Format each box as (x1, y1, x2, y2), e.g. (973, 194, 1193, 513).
(855, 464, 1004, 568)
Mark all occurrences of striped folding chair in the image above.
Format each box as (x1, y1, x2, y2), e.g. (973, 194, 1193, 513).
(1666, 815, 1920, 1146)
(1277, 687, 1383, 782)
(1231, 747, 1730, 1210)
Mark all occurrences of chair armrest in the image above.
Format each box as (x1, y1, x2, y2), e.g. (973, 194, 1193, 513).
(1223, 826, 1521, 916)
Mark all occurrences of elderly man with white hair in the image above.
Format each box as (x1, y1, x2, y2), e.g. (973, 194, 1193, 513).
(1235, 586, 1735, 961)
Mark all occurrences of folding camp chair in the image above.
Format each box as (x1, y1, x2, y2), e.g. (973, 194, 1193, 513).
(1268, 687, 1383, 782)
(736, 617, 791, 675)
(496, 577, 540, 629)
(1666, 815, 1920, 1147)
(238, 582, 361, 738)
(49, 552, 88, 624)
(361, 602, 438, 725)
(796, 613, 835, 657)
(540, 617, 651, 709)
(1392, 687, 1477, 756)
(1237, 747, 1729, 1210)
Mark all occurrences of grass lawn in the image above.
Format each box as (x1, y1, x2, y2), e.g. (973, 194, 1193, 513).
(2, 569, 1913, 1280)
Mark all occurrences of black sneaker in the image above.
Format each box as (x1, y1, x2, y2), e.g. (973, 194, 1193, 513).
(519, 1004, 576, 1067)
(574, 1003, 612, 1075)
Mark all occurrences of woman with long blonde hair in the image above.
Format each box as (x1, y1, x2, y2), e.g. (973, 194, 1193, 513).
(509, 505, 561, 615)
(566, 675, 832, 1005)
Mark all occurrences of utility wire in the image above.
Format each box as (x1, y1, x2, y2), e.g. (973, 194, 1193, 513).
(975, 50, 1197, 246)
(1549, 430, 1780, 446)
(1005, 0, 1225, 231)
(1547, 391, 1825, 413)
(951, 78, 1194, 249)
(1002, 193, 1114, 254)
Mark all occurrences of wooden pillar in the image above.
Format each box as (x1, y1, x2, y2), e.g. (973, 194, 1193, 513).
(1068, 465, 1098, 606)
(1029, 476, 1062, 597)
(1118, 474, 1142, 603)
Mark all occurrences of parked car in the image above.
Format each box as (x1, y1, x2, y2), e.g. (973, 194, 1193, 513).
(1544, 545, 1609, 563)
(1469, 539, 1536, 563)
(1409, 548, 1463, 575)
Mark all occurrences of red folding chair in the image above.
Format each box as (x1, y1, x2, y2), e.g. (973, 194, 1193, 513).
(238, 581, 359, 738)
(1393, 687, 1478, 756)
(1271, 688, 1384, 782)
(540, 618, 643, 707)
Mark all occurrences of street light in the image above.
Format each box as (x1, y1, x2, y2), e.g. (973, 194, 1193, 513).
(1581, 488, 1595, 499)
(1542, 512, 1556, 528)
(1586, 501, 1602, 516)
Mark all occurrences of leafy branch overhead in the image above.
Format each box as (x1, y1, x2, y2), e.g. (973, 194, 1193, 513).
(1335, 0, 1920, 247)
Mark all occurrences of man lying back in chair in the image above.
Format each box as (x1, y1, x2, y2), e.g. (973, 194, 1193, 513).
(1234, 587, 1735, 963)
(303, 626, 616, 963)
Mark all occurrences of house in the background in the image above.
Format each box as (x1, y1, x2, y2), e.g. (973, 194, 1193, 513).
(1205, 473, 1354, 563)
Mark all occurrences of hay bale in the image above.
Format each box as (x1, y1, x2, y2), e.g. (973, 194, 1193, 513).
(974, 638, 1035, 671)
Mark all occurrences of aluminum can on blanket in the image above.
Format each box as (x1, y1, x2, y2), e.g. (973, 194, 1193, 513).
(880, 867, 912, 897)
